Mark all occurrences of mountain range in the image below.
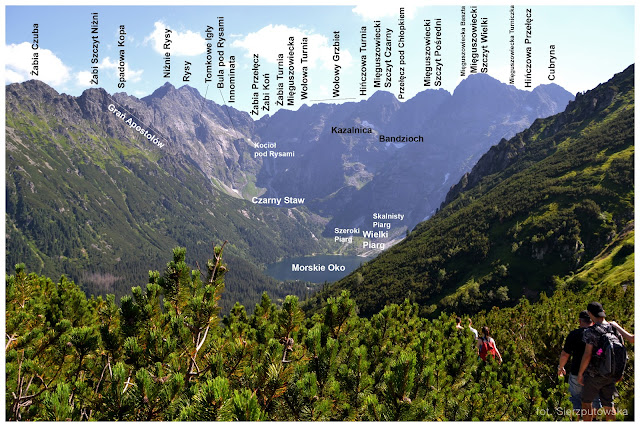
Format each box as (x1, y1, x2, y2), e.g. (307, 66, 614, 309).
(6, 72, 577, 310)
(5, 64, 634, 422)
(308, 65, 634, 317)
(5, 81, 331, 309)
(106, 73, 573, 246)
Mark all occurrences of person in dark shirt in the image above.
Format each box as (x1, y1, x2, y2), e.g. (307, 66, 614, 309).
(578, 302, 622, 421)
(558, 310, 601, 417)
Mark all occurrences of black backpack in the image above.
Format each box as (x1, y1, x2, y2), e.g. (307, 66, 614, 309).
(592, 323, 627, 380)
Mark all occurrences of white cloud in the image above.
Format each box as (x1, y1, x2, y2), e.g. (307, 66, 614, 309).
(74, 57, 143, 89)
(352, 4, 417, 21)
(127, 67, 144, 83)
(231, 24, 352, 70)
(102, 57, 117, 68)
(75, 71, 94, 88)
(100, 57, 143, 83)
(5, 42, 71, 86)
(144, 21, 205, 56)
(5, 69, 25, 84)
(318, 85, 330, 99)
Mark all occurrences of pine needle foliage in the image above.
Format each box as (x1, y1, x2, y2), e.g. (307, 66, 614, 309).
(6, 244, 634, 420)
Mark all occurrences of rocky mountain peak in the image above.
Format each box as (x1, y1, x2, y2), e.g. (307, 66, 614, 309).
(143, 81, 177, 102)
(453, 72, 509, 96)
(367, 90, 398, 104)
(441, 64, 634, 209)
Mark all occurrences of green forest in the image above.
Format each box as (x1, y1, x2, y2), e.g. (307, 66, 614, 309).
(4, 63, 635, 421)
(5, 242, 634, 420)
(317, 65, 635, 318)
(5, 82, 333, 311)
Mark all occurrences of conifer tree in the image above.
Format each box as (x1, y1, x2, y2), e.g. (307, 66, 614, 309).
(5, 247, 634, 421)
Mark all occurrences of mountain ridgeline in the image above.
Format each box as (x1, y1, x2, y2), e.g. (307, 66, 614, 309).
(255, 74, 573, 238)
(5, 81, 332, 309)
(310, 65, 634, 317)
(4, 66, 635, 421)
(316, 74, 574, 236)
(5, 73, 574, 310)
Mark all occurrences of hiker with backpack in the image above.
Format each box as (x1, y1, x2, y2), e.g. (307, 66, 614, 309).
(577, 302, 628, 421)
(477, 326, 503, 363)
(557, 310, 601, 418)
(610, 321, 634, 344)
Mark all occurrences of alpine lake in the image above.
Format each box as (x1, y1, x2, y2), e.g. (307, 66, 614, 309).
(265, 254, 371, 283)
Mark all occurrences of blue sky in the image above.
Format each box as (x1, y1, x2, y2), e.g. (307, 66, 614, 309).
(5, 5, 635, 116)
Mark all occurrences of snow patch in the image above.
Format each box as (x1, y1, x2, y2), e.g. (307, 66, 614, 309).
(385, 142, 406, 149)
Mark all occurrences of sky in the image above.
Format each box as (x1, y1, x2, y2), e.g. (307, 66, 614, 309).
(5, 4, 635, 116)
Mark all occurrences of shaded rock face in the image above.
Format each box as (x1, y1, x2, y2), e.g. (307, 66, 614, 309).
(6, 80, 339, 310)
(316, 75, 574, 235)
(317, 65, 634, 318)
(6, 80, 260, 197)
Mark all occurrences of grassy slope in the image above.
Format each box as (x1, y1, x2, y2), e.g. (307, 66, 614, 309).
(308, 66, 634, 317)
(5, 93, 332, 310)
